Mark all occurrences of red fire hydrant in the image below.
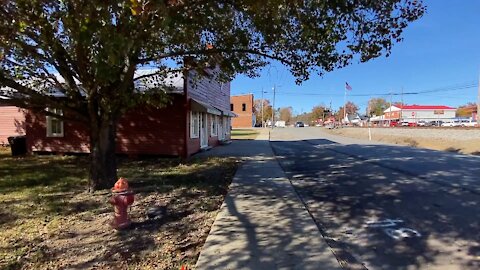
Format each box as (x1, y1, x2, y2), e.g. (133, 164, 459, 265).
(109, 177, 134, 230)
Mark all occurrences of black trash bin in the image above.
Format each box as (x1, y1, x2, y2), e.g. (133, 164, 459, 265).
(8, 136, 27, 156)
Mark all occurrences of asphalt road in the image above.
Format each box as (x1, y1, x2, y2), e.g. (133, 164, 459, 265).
(270, 127, 480, 270)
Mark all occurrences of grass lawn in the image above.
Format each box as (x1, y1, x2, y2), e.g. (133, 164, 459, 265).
(230, 129, 260, 140)
(0, 146, 238, 270)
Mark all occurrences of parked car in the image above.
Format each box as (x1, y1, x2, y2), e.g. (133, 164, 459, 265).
(295, 121, 305, 127)
(461, 119, 477, 127)
(441, 120, 460, 127)
(400, 121, 409, 127)
(389, 121, 399, 127)
(430, 120, 443, 127)
(417, 120, 426, 127)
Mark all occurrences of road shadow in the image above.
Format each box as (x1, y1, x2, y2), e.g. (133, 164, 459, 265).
(271, 138, 480, 269)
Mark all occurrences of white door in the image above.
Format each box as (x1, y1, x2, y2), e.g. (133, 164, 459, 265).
(218, 117, 224, 140)
(200, 113, 208, 148)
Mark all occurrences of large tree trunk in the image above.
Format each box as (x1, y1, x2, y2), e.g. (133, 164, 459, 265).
(89, 118, 118, 191)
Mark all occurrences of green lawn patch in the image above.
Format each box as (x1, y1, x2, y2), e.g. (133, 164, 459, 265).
(0, 148, 238, 270)
(231, 129, 260, 140)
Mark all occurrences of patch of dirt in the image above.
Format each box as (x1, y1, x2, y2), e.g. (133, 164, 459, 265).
(0, 156, 238, 270)
(325, 127, 480, 155)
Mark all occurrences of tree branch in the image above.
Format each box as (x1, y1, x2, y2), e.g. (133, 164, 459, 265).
(0, 73, 88, 122)
(133, 68, 184, 82)
(138, 48, 293, 66)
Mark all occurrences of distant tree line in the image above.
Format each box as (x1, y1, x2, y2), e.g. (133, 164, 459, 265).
(254, 96, 476, 125)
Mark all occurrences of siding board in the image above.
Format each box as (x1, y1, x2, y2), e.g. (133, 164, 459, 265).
(0, 105, 26, 145)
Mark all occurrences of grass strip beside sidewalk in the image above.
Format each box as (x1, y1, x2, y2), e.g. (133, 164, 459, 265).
(231, 129, 260, 140)
(0, 147, 238, 270)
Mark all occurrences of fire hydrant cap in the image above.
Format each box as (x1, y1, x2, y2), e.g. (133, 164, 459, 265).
(112, 177, 129, 192)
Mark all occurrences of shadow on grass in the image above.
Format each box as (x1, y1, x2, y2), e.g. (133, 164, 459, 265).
(119, 157, 233, 197)
(0, 152, 238, 269)
(0, 153, 88, 194)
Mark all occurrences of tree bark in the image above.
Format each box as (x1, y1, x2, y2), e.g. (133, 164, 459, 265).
(89, 117, 118, 191)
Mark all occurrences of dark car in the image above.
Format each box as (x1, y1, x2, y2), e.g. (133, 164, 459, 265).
(295, 121, 305, 127)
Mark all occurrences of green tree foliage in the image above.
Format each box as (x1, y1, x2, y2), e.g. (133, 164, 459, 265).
(0, 0, 425, 190)
(368, 98, 389, 116)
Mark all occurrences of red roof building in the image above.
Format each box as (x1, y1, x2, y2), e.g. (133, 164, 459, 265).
(396, 105, 456, 110)
(383, 104, 456, 122)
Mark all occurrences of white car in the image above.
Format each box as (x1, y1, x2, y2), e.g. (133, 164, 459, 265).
(441, 120, 460, 127)
(417, 120, 427, 127)
(462, 120, 477, 127)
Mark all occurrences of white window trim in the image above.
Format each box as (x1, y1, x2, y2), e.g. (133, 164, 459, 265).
(225, 117, 231, 134)
(190, 111, 199, 139)
(211, 115, 218, 136)
(46, 108, 64, 137)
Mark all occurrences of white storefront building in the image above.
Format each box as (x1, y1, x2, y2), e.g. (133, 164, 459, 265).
(383, 105, 456, 122)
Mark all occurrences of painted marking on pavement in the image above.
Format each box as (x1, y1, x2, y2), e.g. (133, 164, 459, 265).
(365, 219, 422, 240)
(384, 228, 422, 240)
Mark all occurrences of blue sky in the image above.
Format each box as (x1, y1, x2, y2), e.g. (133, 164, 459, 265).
(230, 0, 480, 115)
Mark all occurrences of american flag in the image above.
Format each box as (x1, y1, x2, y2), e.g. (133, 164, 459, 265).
(345, 82, 352, 91)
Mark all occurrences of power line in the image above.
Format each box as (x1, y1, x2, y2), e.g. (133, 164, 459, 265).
(247, 81, 478, 97)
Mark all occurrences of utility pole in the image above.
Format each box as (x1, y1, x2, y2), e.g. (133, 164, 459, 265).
(389, 91, 393, 126)
(401, 87, 404, 122)
(477, 72, 480, 126)
(271, 84, 276, 129)
(261, 87, 264, 128)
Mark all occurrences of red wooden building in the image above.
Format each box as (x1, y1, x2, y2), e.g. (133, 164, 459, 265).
(0, 102, 26, 145)
(25, 69, 234, 157)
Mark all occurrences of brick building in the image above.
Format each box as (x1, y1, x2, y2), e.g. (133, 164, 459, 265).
(230, 94, 255, 128)
(24, 68, 234, 157)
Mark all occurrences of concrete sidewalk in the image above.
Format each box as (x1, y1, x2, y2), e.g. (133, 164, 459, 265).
(195, 130, 341, 269)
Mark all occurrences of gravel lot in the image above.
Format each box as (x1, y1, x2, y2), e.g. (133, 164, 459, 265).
(324, 127, 480, 155)
(364, 127, 480, 140)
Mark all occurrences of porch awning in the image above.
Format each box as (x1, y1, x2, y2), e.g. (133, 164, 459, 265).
(212, 105, 237, 117)
(225, 111, 238, 117)
(190, 98, 222, 115)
